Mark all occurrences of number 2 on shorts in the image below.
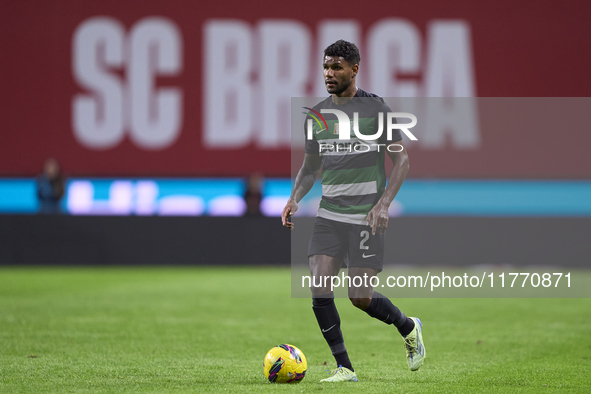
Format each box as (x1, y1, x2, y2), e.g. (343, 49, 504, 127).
(359, 230, 369, 250)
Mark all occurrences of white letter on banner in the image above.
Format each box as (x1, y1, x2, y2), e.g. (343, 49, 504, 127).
(203, 20, 252, 148)
(259, 20, 311, 147)
(72, 17, 125, 149)
(425, 21, 475, 97)
(129, 18, 183, 149)
(367, 19, 420, 97)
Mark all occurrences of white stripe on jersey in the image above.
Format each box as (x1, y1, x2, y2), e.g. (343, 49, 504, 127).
(322, 181, 377, 197)
(317, 208, 369, 226)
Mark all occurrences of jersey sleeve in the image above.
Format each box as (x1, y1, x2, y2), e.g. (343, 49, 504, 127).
(304, 116, 320, 154)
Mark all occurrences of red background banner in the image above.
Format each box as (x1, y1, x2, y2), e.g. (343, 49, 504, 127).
(1, 0, 590, 177)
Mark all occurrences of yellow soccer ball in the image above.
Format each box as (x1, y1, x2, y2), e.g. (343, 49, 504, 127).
(263, 344, 307, 383)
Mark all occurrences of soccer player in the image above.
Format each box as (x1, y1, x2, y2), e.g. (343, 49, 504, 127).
(281, 40, 425, 382)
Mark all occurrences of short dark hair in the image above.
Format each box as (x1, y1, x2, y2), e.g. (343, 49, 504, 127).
(324, 40, 360, 66)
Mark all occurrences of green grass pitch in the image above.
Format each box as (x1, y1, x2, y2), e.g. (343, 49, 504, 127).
(1, 267, 590, 393)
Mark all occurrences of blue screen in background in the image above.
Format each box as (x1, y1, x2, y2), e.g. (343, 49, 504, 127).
(0, 179, 40, 213)
(0, 178, 589, 217)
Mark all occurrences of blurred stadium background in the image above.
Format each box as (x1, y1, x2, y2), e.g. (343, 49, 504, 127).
(1, 1, 591, 392)
(0, 0, 589, 266)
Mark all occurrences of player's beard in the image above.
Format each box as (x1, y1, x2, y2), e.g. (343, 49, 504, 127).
(327, 76, 353, 95)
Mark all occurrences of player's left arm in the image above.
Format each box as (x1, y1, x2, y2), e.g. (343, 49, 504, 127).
(366, 140, 409, 235)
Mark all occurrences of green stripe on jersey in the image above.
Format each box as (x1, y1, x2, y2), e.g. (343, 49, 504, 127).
(322, 166, 381, 187)
(319, 200, 375, 215)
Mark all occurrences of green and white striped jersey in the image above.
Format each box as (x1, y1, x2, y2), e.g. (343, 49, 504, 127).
(304, 89, 402, 225)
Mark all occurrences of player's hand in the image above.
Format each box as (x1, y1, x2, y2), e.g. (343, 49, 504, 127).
(281, 198, 298, 229)
(366, 202, 389, 235)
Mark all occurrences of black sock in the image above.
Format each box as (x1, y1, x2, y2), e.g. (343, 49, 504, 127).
(334, 352, 353, 371)
(363, 291, 415, 336)
(398, 317, 416, 337)
(312, 294, 354, 372)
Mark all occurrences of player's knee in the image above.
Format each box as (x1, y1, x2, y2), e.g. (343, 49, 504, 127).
(350, 297, 371, 310)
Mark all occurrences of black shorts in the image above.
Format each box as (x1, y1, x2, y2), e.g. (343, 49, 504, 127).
(308, 217, 385, 272)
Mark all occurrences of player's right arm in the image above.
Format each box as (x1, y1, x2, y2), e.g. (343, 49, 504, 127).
(281, 153, 321, 229)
